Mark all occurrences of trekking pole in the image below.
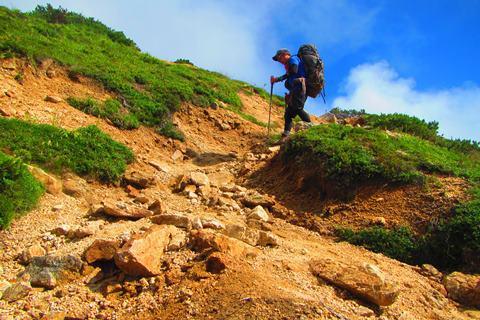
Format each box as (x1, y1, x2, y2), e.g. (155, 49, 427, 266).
(267, 82, 273, 137)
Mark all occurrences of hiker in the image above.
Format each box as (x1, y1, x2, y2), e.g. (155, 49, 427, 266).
(271, 48, 312, 142)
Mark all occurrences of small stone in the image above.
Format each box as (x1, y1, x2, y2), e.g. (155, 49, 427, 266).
(420, 264, 443, 281)
(248, 206, 270, 222)
(1, 282, 32, 302)
(45, 95, 63, 103)
(201, 218, 225, 230)
(268, 146, 281, 153)
(2, 60, 16, 70)
(192, 217, 203, 230)
(84, 239, 120, 264)
(256, 231, 279, 247)
(206, 252, 230, 274)
(52, 204, 64, 212)
(0, 107, 11, 117)
(443, 272, 480, 308)
(172, 150, 184, 161)
(210, 102, 219, 110)
(73, 224, 100, 239)
(46, 69, 56, 78)
(30, 270, 57, 289)
(123, 171, 156, 189)
(371, 217, 387, 226)
(18, 245, 46, 265)
(0, 280, 10, 300)
(183, 184, 197, 194)
(148, 200, 165, 215)
(190, 172, 210, 187)
(224, 224, 246, 241)
(28, 165, 62, 195)
(151, 214, 192, 229)
(134, 196, 150, 204)
(62, 179, 85, 197)
(167, 230, 187, 251)
(52, 224, 71, 236)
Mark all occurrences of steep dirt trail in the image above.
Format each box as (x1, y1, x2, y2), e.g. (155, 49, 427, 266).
(0, 60, 474, 319)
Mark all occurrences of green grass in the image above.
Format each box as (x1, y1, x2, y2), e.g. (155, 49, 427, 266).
(337, 189, 480, 270)
(283, 124, 480, 189)
(67, 97, 140, 130)
(0, 151, 44, 229)
(0, 5, 280, 138)
(0, 118, 134, 182)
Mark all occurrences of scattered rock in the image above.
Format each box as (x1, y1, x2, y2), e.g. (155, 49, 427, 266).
(1, 282, 32, 302)
(114, 225, 177, 276)
(18, 245, 46, 265)
(62, 179, 85, 197)
(148, 160, 169, 172)
(167, 230, 187, 251)
(123, 171, 156, 189)
(201, 218, 225, 230)
(151, 213, 192, 229)
(46, 68, 56, 78)
(52, 204, 64, 212)
(0, 280, 10, 300)
(208, 172, 234, 188)
(224, 224, 246, 241)
(28, 165, 62, 195)
(101, 201, 152, 220)
(183, 184, 197, 194)
(0, 107, 11, 117)
(310, 259, 399, 306)
(319, 112, 338, 124)
(371, 217, 387, 226)
(192, 217, 203, 230)
(84, 239, 120, 264)
(248, 205, 270, 222)
(267, 146, 281, 153)
(134, 195, 150, 204)
(189, 230, 259, 259)
(24, 255, 83, 289)
(72, 222, 102, 239)
(190, 172, 210, 186)
(210, 102, 219, 110)
(125, 184, 141, 198)
(256, 231, 279, 247)
(45, 95, 63, 103)
(148, 200, 165, 215)
(52, 224, 71, 236)
(419, 264, 443, 281)
(172, 150, 184, 161)
(241, 193, 275, 209)
(206, 252, 231, 274)
(30, 270, 57, 290)
(443, 272, 480, 308)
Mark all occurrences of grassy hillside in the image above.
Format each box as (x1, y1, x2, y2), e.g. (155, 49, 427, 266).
(285, 112, 480, 270)
(0, 5, 281, 139)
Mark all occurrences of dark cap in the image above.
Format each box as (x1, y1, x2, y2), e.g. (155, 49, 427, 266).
(272, 48, 290, 61)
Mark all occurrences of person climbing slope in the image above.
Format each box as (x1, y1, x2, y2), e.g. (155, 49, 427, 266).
(271, 45, 325, 143)
(271, 48, 312, 142)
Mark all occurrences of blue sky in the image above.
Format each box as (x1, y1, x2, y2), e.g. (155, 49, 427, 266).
(2, 0, 480, 141)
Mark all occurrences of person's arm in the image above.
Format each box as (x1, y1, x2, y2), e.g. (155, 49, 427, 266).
(271, 59, 299, 83)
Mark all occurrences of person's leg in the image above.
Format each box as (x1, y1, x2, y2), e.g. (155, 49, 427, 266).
(297, 108, 311, 123)
(283, 105, 295, 136)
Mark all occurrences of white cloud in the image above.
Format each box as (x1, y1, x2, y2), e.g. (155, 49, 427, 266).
(333, 61, 480, 141)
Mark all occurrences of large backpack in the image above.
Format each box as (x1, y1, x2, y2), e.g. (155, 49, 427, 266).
(297, 44, 325, 101)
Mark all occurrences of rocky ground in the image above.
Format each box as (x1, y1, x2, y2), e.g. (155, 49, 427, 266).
(0, 59, 479, 319)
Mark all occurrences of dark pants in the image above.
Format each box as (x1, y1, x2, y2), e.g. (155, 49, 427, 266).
(284, 78, 310, 135)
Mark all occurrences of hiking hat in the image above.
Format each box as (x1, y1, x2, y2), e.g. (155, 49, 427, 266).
(272, 48, 290, 61)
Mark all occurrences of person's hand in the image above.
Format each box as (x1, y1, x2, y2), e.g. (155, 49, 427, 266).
(270, 76, 277, 84)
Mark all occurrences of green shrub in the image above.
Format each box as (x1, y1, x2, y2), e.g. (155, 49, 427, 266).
(365, 113, 439, 141)
(174, 59, 194, 66)
(67, 97, 140, 130)
(0, 118, 134, 182)
(0, 152, 43, 229)
(336, 226, 418, 264)
(330, 107, 366, 116)
(283, 124, 480, 189)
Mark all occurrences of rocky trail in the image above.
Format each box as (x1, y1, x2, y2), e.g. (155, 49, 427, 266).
(0, 59, 478, 319)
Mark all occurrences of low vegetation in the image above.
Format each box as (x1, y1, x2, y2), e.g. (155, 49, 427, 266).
(283, 124, 480, 189)
(337, 189, 480, 270)
(67, 97, 140, 130)
(0, 5, 280, 139)
(0, 152, 43, 229)
(0, 118, 134, 182)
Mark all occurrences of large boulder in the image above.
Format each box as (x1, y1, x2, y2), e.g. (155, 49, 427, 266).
(189, 230, 259, 259)
(310, 259, 399, 306)
(100, 201, 153, 220)
(248, 206, 270, 222)
(150, 213, 192, 229)
(443, 272, 480, 308)
(114, 225, 177, 276)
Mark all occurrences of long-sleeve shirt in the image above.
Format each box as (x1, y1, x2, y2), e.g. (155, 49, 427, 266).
(276, 55, 306, 89)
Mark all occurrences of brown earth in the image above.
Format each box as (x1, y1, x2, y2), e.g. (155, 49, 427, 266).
(0, 59, 475, 319)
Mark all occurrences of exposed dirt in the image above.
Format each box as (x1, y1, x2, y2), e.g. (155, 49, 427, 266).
(0, 59, 475, 319)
